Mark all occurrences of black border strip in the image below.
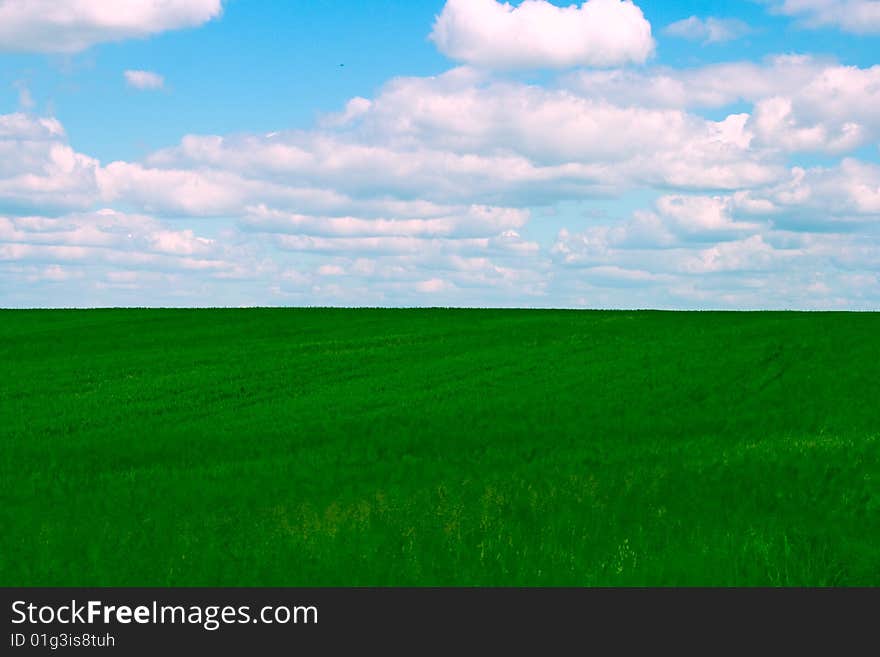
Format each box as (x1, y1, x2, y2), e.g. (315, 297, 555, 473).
(3, 588, 876, 653)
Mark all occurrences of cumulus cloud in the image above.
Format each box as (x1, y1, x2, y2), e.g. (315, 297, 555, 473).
(564, 55, 826, 109)
(124, 70, 165, 90)
(735, 159, 880, 228)
(240, 205, 530, 239)
(551, 194, 767, 262)
(0, 113, 101, 214)
(551, 215, 880, 309)
(429, 0, 654, 69)
(267, 240, 548, 306)
(745, 65, 880, 154)
(664, 16, 752, 43)
(273, 234, 540, 258)
(765, 0, 880, 34)
(653, 195, 764, 239)
(4, 39, 880, 308)
(320, 97, 373, 128)
(415, 278, 453, 293)
(681, 235, 796, 274)
(568, 57, 880, 155)
(0, 0, 223, 53)
(0, 209, 216, 259)
(0, 207, 250, 304)
(139, 71, 781, 210)
(549, 159, 880, 308)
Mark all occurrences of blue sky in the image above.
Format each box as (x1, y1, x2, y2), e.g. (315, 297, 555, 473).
(1, 0, 880, 308)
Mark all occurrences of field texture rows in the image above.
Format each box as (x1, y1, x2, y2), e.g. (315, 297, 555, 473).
(1, 309, 878, 585)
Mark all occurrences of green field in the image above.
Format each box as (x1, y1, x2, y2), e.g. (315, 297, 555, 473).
(1, 309, 878, 586)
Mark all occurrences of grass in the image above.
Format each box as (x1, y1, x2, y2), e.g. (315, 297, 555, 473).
(1, 308, 878, 586)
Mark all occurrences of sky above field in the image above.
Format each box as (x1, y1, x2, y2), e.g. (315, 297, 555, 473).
(1, 0, 879, 309)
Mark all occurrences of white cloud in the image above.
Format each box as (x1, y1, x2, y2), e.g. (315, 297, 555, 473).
(0, 0, 222, 53)
(5, 38, 880, 309)
(0, 113, 101, 214)
(565, 55, 826, 109)
(749, 96, 864, 154)
(415, 278, 452, 293)
(746, 65, 880, 154)
(267, 239, 547, 305)
(0, 207, 255, 307)
(653, 195, 764, 239)
(140, 72, 780, 210)
(317, 264, 345, 277)
(241, 204, 529, 239)
(273, 234, 540, 258)
(568, 57, 880, 155)
(0, 204, 276, 309)
(550, 217, 880, 309)
(124, 70, 165, 90)
(682, 235, 795, 274)
(547, 159, 880, 308)
(576, 265, 674, 288)
(0, 209, 216, 258)
(0, 112, 65, 142)
(664, 16, 751, 43)
(33, 264, 82, 282)
(735, 159, 880, 228)
(765, 0, 880, 34)
(97, 162, 255, 216)
(320, 97, 372, 128)
(429, 0, 654, 70)
(551, 194, 767, 264)
(553, 160, 880, 258)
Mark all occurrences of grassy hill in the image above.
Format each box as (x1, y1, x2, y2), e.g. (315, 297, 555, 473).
(1, 308, 877, 585)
